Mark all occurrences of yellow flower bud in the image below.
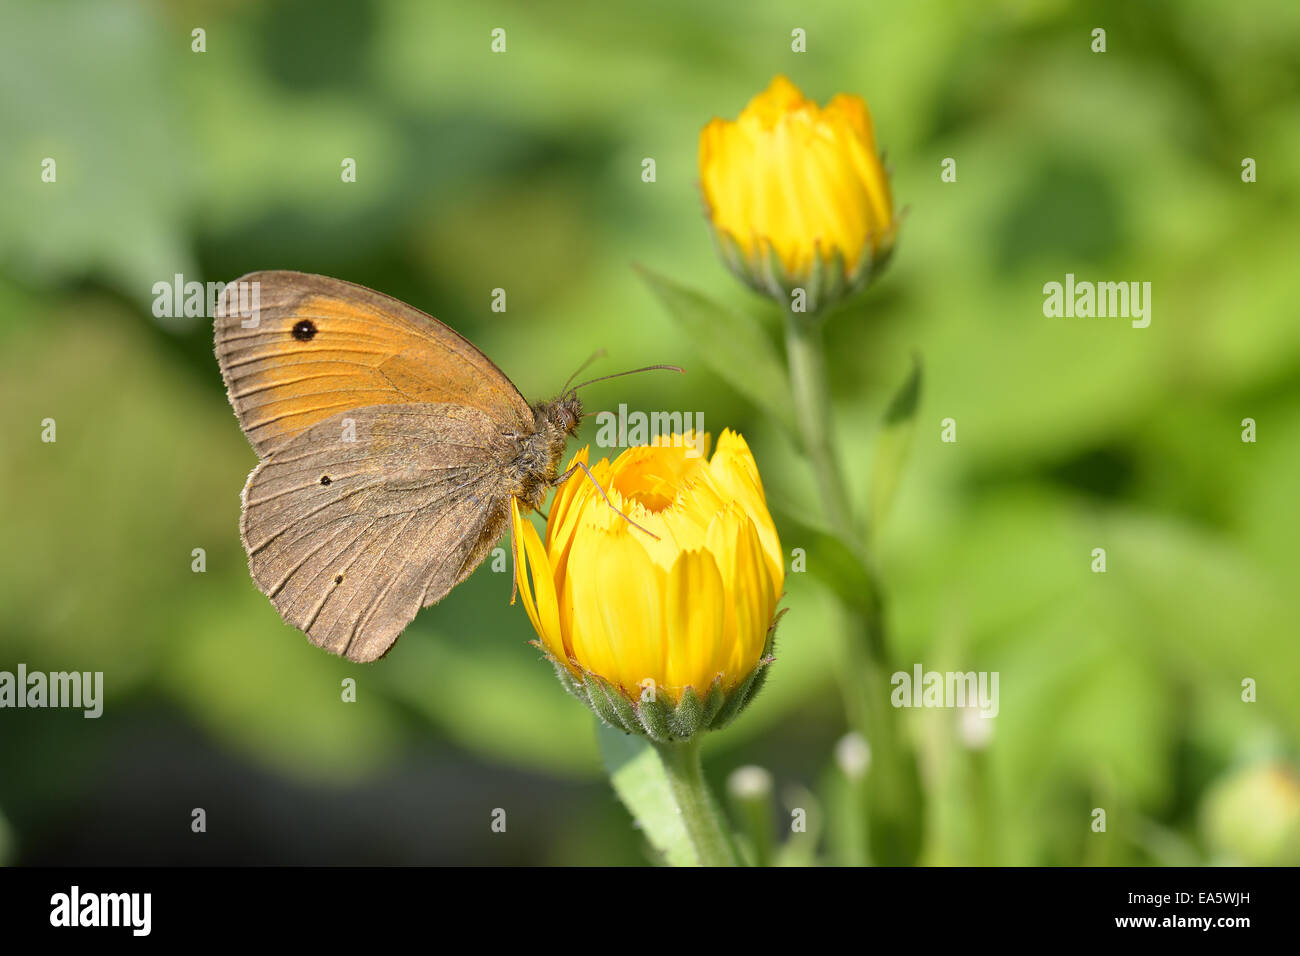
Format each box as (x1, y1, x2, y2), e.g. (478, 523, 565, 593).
(699, 75, 898, 311)
(512, 431, 784, 739)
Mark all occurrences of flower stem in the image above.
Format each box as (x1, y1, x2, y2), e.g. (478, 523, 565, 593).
(783, 311, 855, 535)
(782, 306, 922, 864)
(653, 738, 740, 866)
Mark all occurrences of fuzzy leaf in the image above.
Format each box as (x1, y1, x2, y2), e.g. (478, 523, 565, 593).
(598, 721, 697, 866)
(868, 355, 923, 538)
(770, 503, 877, 617)
(635, 264, 796, 435)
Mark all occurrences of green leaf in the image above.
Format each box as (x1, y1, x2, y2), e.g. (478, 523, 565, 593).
(868, 355, 923, 538)
(597, 720, 697, 866)
(635, 264, 795, 436)
(770, 503, 877, 618)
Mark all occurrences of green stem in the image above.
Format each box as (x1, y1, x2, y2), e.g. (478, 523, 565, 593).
(844, 602, 922, 865)
(653, 738, 740, 866)
(783, 311, 854, 535)
(782, 306, 922, 865)
(969, 747, 995, 866)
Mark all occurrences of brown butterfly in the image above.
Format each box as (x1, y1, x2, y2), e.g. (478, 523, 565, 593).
(214, 271, 672, 662)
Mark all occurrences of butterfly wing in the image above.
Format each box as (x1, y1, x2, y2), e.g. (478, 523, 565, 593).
(215, 270, 535, 457)
(240, 402, 519, 661)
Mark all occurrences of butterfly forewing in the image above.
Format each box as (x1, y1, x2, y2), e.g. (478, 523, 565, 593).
(215, 271, 534, 457)
(240, 403, 518, 661)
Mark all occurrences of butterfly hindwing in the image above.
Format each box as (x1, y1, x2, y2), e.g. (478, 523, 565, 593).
(215, 270, 535, 457)
(240, 403, 518, 661)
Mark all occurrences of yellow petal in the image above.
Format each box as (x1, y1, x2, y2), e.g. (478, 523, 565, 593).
(609, 444, 689, 511)
(708, 431, 784, 594)
(705, 505, 775, 687)
(547, 452, 606, 571)
(700, 119, 756, 254)
(824, 93, 878, 153)
(697, 76, 894, 280)
(547, 446, 591, 546)
(772, 120, 814, 271)
(510, 497, 565, 662)
(525, 425, 781, 709)
(841, 128, 894, 244)
(731, 512, 777, 679)
(550, 458, 617, 643)
(803, 129, 869, 266)
(568, 525, 666, 694)
(744, 74, 811, 128)
(664, 549, 728, 696)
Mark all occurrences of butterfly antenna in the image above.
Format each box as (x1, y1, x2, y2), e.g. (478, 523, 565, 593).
(560, 349, 608, 397)
(570, 365, 684, 393)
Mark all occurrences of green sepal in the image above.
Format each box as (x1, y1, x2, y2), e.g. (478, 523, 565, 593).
(668, 686, 705, 739)
(601, 679, 643, 733)
(758, 238, 790, 302)
(582, 671, 633, 733)
(717, 609, 782, 727)
(702, 212, 901, 319)
(533, 606, 786, 742)
(711, 226, 765, 299)
(634, 693, 674, 742)
(533, 641, 584, 698)
(803, 241, 827, 314)
(709, 666, 759, 730)
(699, 676, 727, 726)
(741, 657, 773, 707)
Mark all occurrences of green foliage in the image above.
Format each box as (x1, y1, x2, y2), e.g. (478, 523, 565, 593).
(598, 723, 696, 866)
(635, 265, 796, 436)
(868, 355, 922, 540)
(2, 0, 1299, 865)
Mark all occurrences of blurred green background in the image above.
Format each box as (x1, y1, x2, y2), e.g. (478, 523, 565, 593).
(2, 0, 1299, 865)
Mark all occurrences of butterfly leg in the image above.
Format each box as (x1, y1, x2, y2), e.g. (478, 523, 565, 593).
(553, 460, 659, 540)
(508, 517, 519, 606)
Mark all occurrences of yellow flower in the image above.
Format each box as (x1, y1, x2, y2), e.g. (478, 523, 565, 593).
(699, 75, 897, 309)
(512, 430, 784, 737)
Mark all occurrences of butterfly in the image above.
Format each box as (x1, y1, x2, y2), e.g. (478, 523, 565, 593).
(214, 271, 671, 662)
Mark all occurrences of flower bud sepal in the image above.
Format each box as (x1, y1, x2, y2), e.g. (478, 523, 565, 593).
(709, 221, 899, 320)
(533, 609, 783, 744)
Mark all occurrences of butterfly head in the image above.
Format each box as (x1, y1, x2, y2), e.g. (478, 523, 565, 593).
(545, 361, 683, 440)
(551, 394, 584, 437)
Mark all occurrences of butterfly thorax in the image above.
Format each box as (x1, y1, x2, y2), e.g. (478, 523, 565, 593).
(513, 395, 583, 511)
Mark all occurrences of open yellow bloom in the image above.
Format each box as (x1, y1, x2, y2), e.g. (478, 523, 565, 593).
(512, 431, 783, 737)
(700, 75, 897, 309)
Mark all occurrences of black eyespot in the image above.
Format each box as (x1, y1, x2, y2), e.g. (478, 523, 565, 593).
(334, 574, 344, 584)
(320, 475, 332, 486)
(292, 319, 317, 341)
